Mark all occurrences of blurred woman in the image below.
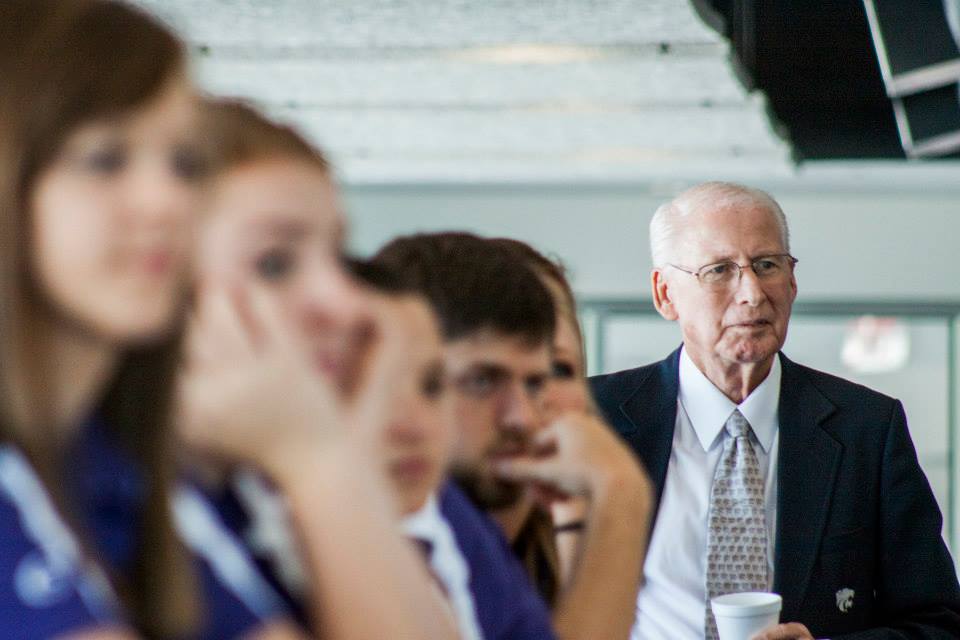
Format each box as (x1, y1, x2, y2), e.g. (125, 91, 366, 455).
(0, 3, 449, 638)
(179, 98, 457, 640)
(490, 238, 653, 640)
(0, 1, 298, 637)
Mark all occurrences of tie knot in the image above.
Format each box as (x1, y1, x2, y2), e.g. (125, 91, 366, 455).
(724, 409, 752, 439)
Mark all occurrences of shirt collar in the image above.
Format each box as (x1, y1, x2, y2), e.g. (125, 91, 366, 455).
(401, 493, 443, 541)
(678, 346, 781, 454)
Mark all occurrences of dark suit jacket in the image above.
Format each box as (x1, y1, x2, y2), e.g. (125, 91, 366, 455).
(590, 347, 960, 639)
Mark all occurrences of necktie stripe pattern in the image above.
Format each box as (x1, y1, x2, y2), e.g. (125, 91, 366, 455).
(704, 409, 769, 640)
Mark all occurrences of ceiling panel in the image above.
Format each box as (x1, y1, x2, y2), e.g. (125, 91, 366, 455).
(196, 55, 747, 108)
(133, 0, 793, 183)
(138, 0, 725, 48)
(281, 105, 781, 156)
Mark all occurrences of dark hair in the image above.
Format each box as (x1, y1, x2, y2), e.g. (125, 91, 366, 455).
(372, 232, 555, 345)
(344, 257, 411, 295)
(486, 237, 583, 350)
(200, 97, 329, 175)
(0, 1, 197, 635)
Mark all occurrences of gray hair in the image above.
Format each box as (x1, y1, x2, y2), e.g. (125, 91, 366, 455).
(649, 181, 790, 267)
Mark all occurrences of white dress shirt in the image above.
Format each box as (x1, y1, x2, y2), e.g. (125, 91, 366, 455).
(402, 495, 484, 640)
(631, 347, 781, 640)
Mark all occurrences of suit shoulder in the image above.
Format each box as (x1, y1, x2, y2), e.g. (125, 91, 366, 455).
(787, 359, 900, 414)
(589, 361, 661, 403)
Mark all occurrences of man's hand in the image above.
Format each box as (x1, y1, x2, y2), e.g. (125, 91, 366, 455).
(750, 622, 815, 640)
(497, 412, 652, 640)
(492, 412, 649, 500)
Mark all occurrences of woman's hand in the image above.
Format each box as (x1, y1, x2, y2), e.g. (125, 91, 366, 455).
(178, 284, 439, 487)
(177, 284, 346, 475)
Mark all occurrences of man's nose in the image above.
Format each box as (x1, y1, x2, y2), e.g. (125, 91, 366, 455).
(733, 263, 766, 305)
(499, 382, 541, 434)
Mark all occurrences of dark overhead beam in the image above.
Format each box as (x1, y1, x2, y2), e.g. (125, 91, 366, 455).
(691, 0, 917, 160)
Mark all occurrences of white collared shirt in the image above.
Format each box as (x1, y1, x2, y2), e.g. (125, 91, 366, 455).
(402, 495, 484, 640)
(631, 347, 781, 640)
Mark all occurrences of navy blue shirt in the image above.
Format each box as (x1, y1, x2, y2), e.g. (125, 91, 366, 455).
(204, 471, 308, 626)
(210, 476, 557, 640)
(0, 445, 120, 638)
(0, 417, 288, 639)
(439, 482, 556, 640)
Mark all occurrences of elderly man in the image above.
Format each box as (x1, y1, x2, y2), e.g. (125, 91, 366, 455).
(591, 182, 960, 639)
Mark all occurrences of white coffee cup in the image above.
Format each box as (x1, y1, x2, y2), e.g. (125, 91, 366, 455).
(710, 592, 782, 640)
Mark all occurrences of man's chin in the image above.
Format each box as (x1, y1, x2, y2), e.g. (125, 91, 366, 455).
(451, 466, 524, 511)
(725, 337, 784, 364)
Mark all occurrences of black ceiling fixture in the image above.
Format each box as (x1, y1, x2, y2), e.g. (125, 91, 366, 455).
(690, 0, 960, 160)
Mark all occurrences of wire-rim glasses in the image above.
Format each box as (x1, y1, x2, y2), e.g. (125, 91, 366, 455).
(667, 254, 798, 288)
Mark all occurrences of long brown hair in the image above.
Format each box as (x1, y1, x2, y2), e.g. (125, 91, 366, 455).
(0, 1, 197, 635)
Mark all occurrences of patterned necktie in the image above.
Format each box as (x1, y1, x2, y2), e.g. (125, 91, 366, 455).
(705, 409, 769, 640)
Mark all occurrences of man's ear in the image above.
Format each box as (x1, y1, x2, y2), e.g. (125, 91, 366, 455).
(651, 268, 678, 321)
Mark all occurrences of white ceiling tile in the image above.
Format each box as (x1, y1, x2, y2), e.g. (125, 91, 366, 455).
(138, 0, 723, 49)
(281, 106, 783, 155)
(196, 55, 748, 108)
(131, 0, 794, 182)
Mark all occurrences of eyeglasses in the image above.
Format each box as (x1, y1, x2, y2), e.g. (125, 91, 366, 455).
(667, 254, 797, 288)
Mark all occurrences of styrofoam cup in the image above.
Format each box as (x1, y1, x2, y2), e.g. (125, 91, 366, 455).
(710, 592, 782, 640)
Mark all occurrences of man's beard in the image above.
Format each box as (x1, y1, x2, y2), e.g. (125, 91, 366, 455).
(451, 429, 531, 511)
(451, 463, 525, 510)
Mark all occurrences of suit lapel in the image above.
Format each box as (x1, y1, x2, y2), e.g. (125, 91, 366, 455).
(618, 348, 681, 512)
(773, 354, 841, 621)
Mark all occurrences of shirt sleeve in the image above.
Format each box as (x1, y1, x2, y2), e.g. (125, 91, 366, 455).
(0, 447, 124, 638)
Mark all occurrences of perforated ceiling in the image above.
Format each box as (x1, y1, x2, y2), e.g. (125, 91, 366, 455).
(134, 0, 792, 183)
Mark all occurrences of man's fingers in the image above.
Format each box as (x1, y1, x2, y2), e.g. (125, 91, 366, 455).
(529, 422, 560, 454)
(529, 482, 570, 509)
(750, 622, 813, 640)
(493, 456, 561, 484)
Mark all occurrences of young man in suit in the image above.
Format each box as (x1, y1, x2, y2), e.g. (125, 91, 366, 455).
(591, 181, 960, 639)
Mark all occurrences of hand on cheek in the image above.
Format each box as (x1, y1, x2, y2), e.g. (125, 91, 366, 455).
(491, 412, 652, 506)
(178, 283, 345, 473)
